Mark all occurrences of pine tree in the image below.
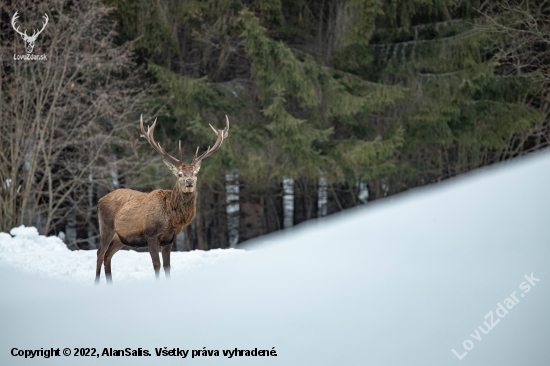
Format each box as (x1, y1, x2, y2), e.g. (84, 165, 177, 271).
(88, 0, 548, 248)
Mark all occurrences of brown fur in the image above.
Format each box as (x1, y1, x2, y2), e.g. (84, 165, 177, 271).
(95, 115, 228, 284)
(95, 165, 199, 283)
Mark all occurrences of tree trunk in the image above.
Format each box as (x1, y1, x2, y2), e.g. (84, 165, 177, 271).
(87, 166, 96, 249)
(294, 178, 318, 225)
(283, 176, 294, 228)
(226, 170, 240, 247)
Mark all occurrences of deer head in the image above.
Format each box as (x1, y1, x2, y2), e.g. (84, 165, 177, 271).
(12, 11, 49, 54)
(140, 115, 229, 193)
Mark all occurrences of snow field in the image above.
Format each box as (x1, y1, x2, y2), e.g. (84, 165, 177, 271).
(0, 226, 244, 283)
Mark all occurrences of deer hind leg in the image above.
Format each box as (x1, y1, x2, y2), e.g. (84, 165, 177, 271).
(104, 235, 124, 284)
(148, 239, 161, 279)
(161, 244, 173, 278)
(95, 219, 114, 284)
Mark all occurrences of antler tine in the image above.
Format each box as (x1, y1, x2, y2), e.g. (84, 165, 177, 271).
(38, 13, 48, 33)
(179, 140, 183, 164)
(207, 115, 229, 138)
(191, 116, 230, 166)
(194, 146, 199, 161)
(139, 115, 180, 166)
(224, 115, 230, 138)
(29, 13, 48, 41)
(11, 12, 27, 37)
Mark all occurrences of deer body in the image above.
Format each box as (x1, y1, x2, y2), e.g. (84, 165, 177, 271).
(95, 116, 229, 284)
(99, 188, 195, 247)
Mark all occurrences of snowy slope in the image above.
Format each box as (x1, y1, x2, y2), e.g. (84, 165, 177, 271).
(2, 150, 550, 366)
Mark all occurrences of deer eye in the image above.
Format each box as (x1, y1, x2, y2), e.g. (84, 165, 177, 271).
(194, 172, 198, 176)
(178, 172, 183, 177)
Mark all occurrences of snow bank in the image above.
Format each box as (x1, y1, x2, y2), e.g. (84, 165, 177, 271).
(0, 226, 67, 253)
(2, 150, 550, 366)
(0, 226, 244, 283)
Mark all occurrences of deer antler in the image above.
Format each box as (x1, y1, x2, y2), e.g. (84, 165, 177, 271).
(28, 13, 48, 41)
(140, 115, 181, 166)
(140, 115, 229, 167)
(11, 12, 28, 38)
(191, 115, 230, 166)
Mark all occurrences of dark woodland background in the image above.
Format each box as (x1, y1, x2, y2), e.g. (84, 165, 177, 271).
(1, 0, 549, 251)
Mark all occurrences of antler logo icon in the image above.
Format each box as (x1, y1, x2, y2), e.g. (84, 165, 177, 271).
(11, 11, 49, 54)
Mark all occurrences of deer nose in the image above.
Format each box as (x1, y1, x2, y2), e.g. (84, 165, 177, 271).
(186, 179, 194, 185)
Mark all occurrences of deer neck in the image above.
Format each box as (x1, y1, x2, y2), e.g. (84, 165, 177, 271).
(167, 184, 196, 226)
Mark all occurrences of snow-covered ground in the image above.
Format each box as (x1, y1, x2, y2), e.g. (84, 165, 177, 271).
(2, 149, 550, 366)
(0, 226, 243, 283)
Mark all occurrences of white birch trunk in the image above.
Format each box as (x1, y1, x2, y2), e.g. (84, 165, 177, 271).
(283, 176, 294, 228)
(318, 176, 328, 217)
(226, 170, 239, 247)
(381, 177, 389, 197)
(357, 180, 369, 203)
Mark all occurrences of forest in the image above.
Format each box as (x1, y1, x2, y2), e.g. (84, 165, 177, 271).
(1, 0, 549, 250)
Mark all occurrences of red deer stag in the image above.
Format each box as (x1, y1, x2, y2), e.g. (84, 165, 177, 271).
(95, 115, 229, 284)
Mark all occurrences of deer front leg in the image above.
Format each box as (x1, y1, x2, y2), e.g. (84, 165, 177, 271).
(148, 239, 161, 279)
(161, 244, 173, 278)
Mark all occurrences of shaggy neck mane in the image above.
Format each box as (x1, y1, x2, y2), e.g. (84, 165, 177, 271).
(168, 184, 196, 213)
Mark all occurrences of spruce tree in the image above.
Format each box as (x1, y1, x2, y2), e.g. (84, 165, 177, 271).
(97, 0, 547, 248)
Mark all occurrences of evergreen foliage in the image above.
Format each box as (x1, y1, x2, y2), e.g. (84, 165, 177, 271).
(97, 0, 547, 248)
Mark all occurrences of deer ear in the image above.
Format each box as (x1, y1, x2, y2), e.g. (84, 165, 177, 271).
(163, 159, 179, 175)
(193, 160, 202, 171)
